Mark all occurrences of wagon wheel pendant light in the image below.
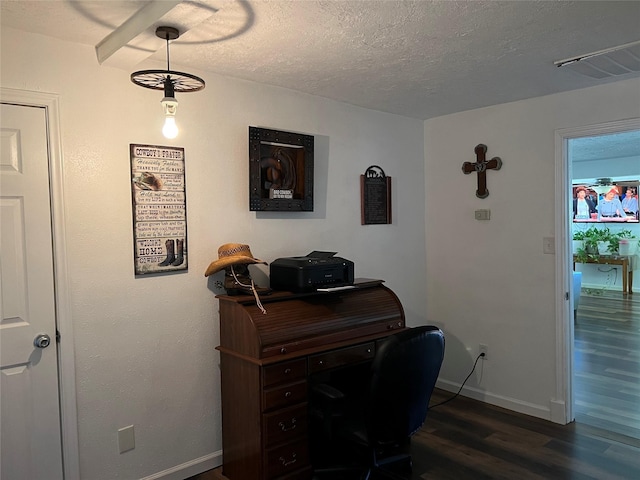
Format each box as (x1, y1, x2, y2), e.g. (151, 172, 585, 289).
(131, 26, 205, 139)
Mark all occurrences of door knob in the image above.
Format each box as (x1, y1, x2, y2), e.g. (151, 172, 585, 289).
(33, 334, 51, 349)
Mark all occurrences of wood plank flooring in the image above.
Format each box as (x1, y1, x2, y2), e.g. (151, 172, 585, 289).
(574, 288, 640, 441)
(410, 389, 640, 480)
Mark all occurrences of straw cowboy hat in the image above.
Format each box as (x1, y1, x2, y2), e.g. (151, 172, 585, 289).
(204, 243, 266, 277)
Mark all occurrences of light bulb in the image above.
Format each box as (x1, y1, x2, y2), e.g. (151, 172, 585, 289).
(161, 96, 179, 139)
(162, 117, 178, 139)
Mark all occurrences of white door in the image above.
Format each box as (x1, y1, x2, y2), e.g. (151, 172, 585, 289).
(1, 102, 64, 480)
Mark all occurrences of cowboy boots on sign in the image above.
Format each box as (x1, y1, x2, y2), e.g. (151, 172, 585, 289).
(172, 239, 184, 266)
(159, 239, 175, 266)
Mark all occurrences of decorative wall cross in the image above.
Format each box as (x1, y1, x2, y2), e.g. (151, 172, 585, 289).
(462, 144, 502, 199)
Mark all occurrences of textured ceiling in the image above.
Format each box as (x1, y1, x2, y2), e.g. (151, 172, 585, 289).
(2, 0, 640, 122)
(570, 130, 640, 163)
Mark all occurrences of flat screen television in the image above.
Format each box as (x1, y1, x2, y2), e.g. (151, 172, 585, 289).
(572, 181, 639, 223)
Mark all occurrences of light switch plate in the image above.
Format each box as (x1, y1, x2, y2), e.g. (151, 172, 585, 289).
(118, 425, 135, 453)
(474, 209, 491, 220)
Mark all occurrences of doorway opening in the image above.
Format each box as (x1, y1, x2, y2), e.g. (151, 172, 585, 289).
(566, 124, 640, 442)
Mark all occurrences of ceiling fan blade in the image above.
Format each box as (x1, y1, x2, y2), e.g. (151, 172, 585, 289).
(95, 0, 181, 65)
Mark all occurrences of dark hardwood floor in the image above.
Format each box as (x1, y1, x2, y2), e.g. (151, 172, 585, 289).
(191, 289, 640, 480)
(574, 288, 640, 441)
(410, 389, 640, 480)
(190, 388, 640, 480)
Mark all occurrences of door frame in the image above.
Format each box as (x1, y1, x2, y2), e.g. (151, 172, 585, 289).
(554, 117, 640, 425)
(1, 87, 79, 480)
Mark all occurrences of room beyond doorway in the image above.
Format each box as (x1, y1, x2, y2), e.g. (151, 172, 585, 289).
(569, 127, 640, 442)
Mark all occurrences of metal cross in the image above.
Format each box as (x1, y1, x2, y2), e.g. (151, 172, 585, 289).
(462, 144, 502, 199)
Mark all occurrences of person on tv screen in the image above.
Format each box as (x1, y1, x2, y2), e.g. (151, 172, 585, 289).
(622, 187, 638, 217)
(573, 186, 596, 219)
(597, 186, 627, 220)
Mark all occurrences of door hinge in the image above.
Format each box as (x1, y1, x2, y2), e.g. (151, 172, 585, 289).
(56, 330, 61, 343)
(565, 292, 569, 300)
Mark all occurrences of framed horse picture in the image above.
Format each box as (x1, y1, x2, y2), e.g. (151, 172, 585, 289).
(249, 126, 314, 211)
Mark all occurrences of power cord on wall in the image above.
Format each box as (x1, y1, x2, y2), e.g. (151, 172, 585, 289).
(428, 352, 485, 409)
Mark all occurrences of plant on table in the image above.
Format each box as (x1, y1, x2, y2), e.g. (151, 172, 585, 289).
(610, 228, 638, 254)
(573, 226, 612, 261)
(584, 226, 611, 253)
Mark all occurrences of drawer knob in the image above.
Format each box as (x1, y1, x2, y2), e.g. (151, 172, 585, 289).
(280, 347, 287, 354)
(284, 368, 292, 374)
(284, 391, 292, 398)
(278, 417, 297, 432)
(279, 453, 297, 467)
(367, 348, 372, 354)
(318, 360, 324, 365)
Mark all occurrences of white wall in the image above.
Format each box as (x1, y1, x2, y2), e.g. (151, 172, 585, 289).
(424, 77, 640, 418)
(1, 28, 426, 479)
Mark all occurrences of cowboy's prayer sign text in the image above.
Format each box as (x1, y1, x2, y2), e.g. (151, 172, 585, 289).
(130, 144, 188, 275)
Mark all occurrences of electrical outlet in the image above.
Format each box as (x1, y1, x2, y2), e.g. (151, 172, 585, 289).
(479, 344, 488, 359)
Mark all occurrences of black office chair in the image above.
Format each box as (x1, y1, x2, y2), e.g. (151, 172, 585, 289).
(311, 325, 445, 480)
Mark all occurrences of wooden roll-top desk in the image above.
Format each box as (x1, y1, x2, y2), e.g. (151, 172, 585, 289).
(215, 279, 405, 480)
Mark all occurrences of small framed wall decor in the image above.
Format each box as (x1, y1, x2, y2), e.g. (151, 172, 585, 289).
(249, 126, 314, 211)
(361, 165, 392, 225)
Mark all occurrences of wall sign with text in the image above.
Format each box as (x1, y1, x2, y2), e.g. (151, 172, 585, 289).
(361, 165, 392, 225)
(130, 144, 187, 275)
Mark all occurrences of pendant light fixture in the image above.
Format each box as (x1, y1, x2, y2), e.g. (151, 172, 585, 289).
(131, 26, 205, 139)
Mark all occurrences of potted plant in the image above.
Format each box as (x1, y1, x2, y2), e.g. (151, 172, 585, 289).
(572, 230, 586, 254)
(574, 227, 598, 262)
(582, 226, 611, 255)
(573, 246, 594, 263)
(611, 229, 638, 255)
(573, 225, 615, 258)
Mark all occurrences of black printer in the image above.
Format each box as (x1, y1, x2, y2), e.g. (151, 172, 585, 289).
(270, 251, 355, 292)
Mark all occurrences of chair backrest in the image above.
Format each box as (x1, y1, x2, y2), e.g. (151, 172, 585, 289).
(366, 325, 445, 445)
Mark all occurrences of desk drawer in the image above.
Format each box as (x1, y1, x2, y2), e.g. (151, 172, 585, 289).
(264, 403, 307, 447)
(266, 440, 310, 479)
(263, 380, 307, 412)
(308, 341, 375, 374)
(263, 359, 307, 388)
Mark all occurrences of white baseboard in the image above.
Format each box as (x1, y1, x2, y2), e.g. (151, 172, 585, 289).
(140, 451, 222, 480)
(550, 399, 568, 424)
(435, 379, 552, 421)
